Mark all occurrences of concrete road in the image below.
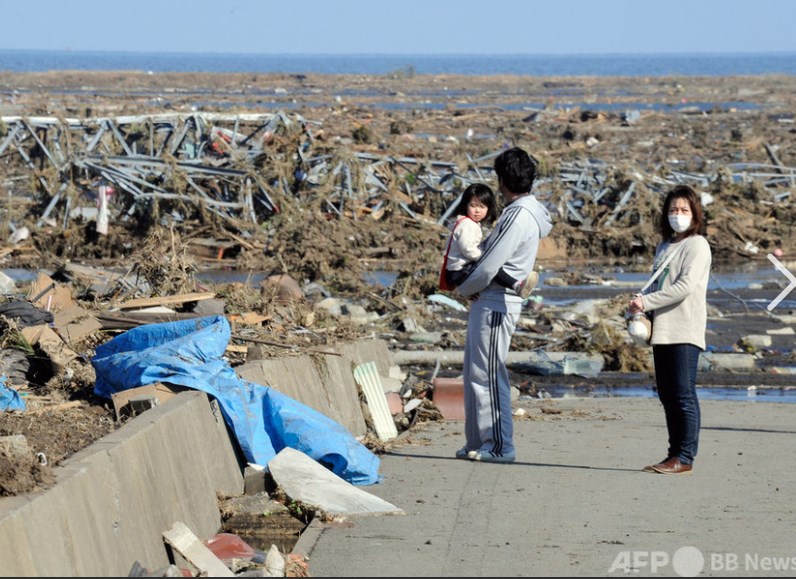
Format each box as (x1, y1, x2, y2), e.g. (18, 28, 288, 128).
(294, 397, 796, 577)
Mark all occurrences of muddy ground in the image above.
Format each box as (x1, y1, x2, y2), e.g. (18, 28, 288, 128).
(0, 72, 794, 544)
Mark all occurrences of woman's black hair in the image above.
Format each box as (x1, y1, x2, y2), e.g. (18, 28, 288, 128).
(453, 183, 498, 225)
(659, 184, 706, 240)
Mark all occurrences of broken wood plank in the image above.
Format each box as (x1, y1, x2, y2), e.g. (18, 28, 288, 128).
(231, 333, 342, 357)
(114, 292, 216, 310)
(96, 311, 202, 330)
(268, 447, 404, 518)
(162, 521, 234, 577)
(220, 228, 259, 250)
(29, 401, 83, 415)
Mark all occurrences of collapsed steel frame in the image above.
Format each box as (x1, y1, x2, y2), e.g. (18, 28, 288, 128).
(0, 112, 290, 230)
(0, 112, 792, 237)
(0, 111, 491, 233)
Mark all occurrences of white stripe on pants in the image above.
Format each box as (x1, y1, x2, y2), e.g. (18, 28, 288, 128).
(463, 298, 520, 456)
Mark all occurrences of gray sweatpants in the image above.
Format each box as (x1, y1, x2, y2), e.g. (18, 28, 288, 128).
(462, 297, 520, 457)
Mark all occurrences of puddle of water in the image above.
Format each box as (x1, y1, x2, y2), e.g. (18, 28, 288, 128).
(196, 270, 268, 285)
(538, 260, 796, 310)
(2, 268, 40, 283)
(540, 260, 788, 290)
(362, 270, 399, 287)
(528, 384, 796, 404)
(181, 98, 763, 113)
(232, 532, 299, 556)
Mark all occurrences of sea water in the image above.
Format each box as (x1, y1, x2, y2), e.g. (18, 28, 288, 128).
(2, 49, 795, 76)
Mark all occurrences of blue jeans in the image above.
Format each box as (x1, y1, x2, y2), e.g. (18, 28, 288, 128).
(652, 344, 701, 464)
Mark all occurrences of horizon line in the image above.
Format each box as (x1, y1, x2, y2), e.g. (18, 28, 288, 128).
(1, 48, 795, 58)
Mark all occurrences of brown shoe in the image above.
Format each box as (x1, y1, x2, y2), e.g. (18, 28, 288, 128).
(650, 457, 693, 475)
(643, 458, 671, 473)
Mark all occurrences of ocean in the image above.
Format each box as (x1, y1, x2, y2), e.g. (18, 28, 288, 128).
(1, 50, 795, 76)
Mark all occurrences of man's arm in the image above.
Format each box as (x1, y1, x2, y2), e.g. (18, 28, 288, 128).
(456, 207, 532, 296)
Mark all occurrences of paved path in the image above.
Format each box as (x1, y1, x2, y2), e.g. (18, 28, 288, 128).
(294, 397, 796, 577)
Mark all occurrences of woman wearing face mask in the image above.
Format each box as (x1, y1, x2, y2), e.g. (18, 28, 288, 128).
(628, 185, 712, 475)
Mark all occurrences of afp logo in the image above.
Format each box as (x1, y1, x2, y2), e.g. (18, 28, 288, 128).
(608, 546, 704, 577)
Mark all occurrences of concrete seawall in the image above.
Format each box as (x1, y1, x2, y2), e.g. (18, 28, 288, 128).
(0, 392, 245, 576)
(0, 338, 392, 576)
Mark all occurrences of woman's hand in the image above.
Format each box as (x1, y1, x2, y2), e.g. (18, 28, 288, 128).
(628, 295, 644, 314)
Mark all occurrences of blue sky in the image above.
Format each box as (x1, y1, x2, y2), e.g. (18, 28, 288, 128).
(2, 0, 795, 55)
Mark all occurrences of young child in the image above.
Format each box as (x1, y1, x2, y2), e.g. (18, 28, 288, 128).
(439, 183, 538, 298)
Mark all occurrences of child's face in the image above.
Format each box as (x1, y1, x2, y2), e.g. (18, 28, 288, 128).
(466, 198, 488, 223)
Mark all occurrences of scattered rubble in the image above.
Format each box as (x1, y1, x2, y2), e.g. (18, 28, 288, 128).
(0, 71, 794, 575)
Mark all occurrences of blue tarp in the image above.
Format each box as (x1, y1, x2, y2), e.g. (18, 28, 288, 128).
(91, 315, 381, 485)
(0, 376, 25, 412)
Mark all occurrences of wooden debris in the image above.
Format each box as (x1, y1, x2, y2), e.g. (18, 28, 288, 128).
(114, 292, 216, 310)
(28, 401, 83, 415)
(231, 333, 342, 357)
(162, 521, 234, 577)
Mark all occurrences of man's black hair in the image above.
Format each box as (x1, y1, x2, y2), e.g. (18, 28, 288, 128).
(494, 147, 538, 194)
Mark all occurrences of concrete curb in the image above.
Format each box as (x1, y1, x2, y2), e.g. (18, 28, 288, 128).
(291, 518, 326, 560)
(0, 392, 244, 577)
(0, 338, 401, 576)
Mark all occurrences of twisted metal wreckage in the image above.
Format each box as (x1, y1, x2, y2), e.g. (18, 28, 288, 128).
(0, 111, 793, 245)
(0, 111, 478, 232)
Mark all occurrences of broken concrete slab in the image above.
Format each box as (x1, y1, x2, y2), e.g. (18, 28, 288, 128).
(110, 383, 190, 421)
(766, 326, 795, 335)
(0, 434, 29, 458)
(236, 353, 366, 438)
(268, 447, 404, 518)
(740, 334, 773, 348)
(702, 352, 757, 371)
(336, 338, 394, 377)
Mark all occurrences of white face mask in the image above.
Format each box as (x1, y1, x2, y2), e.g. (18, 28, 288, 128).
(668, 214, 692, 233)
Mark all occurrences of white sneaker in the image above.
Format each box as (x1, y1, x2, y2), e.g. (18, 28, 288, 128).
(472, 451, 516, 463)
(455, 447, 477, 460)
(517, 271, 539, 300)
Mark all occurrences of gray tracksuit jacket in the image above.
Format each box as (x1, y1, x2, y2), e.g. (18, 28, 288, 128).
(456, 194, 553, 301)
